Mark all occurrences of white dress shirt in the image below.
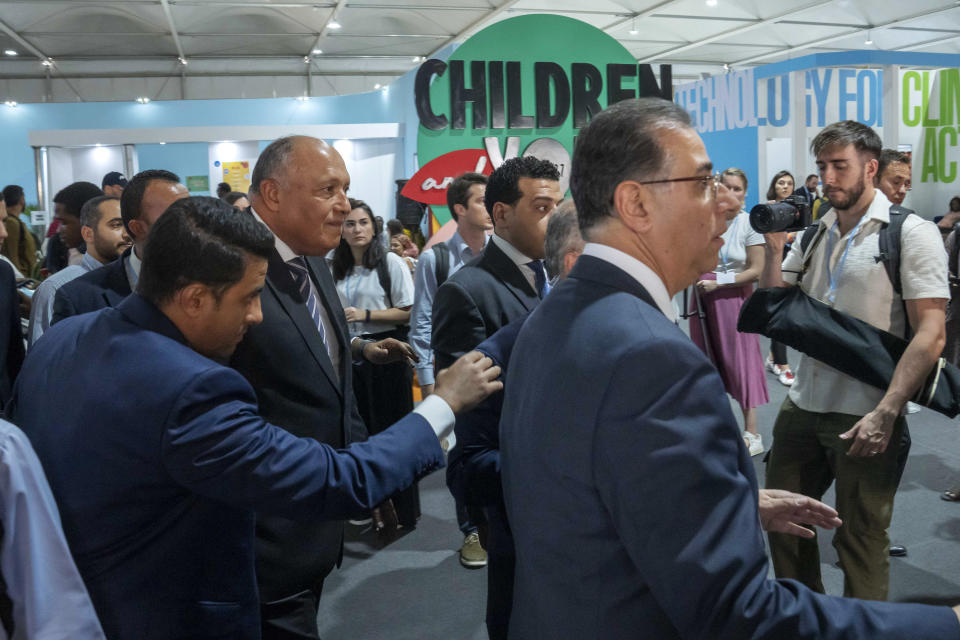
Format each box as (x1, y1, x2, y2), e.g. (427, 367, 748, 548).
(581, 243, 676, 321)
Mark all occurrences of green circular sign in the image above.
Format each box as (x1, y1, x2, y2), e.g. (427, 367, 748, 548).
(416, 14, 638, 224)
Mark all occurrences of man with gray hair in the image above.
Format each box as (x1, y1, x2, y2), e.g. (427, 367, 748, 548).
(235, 135, 445, 638)
(500, 99, 959, 637)
(27, 195, 131, 346)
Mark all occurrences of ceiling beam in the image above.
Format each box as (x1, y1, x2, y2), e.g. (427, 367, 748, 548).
(36, 54, 420, 61)
(895, 33, 960, 51)
(637, 0, 834, 63)
(158, 0, 187, 64)
(733, 3, 960, 66)
(0, 16, 48, 60)
(3, 71, 404, 79)
(601, 0, 686, 34)
(307, 0, 348, 57)
(427, 0, 521, 58)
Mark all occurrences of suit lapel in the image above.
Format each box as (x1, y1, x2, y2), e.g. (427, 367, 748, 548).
(481, 240, 539, 312)
(101, 257, 133, 308)
(265, 251, 341, 395)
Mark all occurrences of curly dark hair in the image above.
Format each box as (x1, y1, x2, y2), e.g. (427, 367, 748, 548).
(331, 198, 386, 281)
(484, 156, 560, 224)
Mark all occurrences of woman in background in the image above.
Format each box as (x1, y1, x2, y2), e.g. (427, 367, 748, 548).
(331, 199, 419, 532)
(389, 233, 419, 275)
(689, 168, 769, 456)
(764, 170, 796, 387)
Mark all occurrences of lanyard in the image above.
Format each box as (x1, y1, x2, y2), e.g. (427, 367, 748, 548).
(719, 214, 741, 269)
(825, 215, 865, 304)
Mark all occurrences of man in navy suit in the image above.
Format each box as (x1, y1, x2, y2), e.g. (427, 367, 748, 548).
(51, 169, 188, 324)
(499, 98, 960, 638)
(7, 197, 501, 640)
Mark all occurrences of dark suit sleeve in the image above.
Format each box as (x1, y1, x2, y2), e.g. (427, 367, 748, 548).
(592, 335, 960, 639)
(0, 265, 23, 405)
(51, 287, 78, 326)
(161, 366, 444, 520)
(431, 278, 487, 372)
(451, 315, 526, 507)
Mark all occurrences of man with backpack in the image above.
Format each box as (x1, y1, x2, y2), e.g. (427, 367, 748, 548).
(760, 121, 948, 601)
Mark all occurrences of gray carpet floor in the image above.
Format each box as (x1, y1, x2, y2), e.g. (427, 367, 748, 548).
(317, 336, 960, 639)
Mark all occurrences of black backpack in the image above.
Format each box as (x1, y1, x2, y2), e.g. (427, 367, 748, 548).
(798, 203, 910, 296)
(432, 242, 451, 287)
(797, 203, 911, 337)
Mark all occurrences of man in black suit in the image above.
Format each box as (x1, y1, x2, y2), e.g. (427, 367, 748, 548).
(231, 135, 429, 639)
(431, 156, 563, 576)
(794, 173, 820, 206)
(51, 169, 188, 324)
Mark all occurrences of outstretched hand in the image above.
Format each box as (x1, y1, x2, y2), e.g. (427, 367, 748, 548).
(758, 489, 842, 538)
(362, 338, 418, 365)
(433, 351, 502, 415)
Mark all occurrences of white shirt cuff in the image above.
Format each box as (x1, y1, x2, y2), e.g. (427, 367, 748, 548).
(413, 394, 455, 440)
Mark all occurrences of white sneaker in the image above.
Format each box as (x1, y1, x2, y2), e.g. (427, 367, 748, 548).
(743, 432, 764, 457)
(778, 369, 795, 386)
(906, 401, 921, 414)
(765, 358, 783, 376)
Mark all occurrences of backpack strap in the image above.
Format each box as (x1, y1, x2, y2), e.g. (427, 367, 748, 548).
(433, 242, 450, 287)
(879, 204, 910, 297)
(949, 224, 960, 280)
(797, 221, 827, 286)
(375, 257, 394, 309)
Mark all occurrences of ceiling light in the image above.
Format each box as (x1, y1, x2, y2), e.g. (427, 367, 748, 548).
(296, 95, 310, 101)
(159, 142, 166, 145)
(303, 55, 311, 63)
(706, 0, 718, 6)
(312, 48, 323, 54)
(412, 55, 422, 62)
(374, 83, 381, 89)
(136, 96, 150, 104)
(723, 63, 730, 71)
(4, 101, 16, 108)
(95, 143, 102, 147)
(4, 50, 16, 56)
(629, 18, 638, 36)
(865, 30, 873, 45)
(178, 56, 188, 66)
(40, 58, 53, 67)
(328, 20, 341, 29)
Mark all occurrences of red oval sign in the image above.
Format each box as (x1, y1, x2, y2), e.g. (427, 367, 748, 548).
(401, 148, 492, 205)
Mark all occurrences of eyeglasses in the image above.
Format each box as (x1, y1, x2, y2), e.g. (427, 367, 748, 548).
(638, 172, 724, 199)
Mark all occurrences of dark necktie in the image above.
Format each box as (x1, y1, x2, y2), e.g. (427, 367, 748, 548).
(526, 259, 548, 299)
(286, 256, 326, 344)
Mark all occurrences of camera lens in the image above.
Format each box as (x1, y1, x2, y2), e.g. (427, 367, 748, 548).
(749, 202, 798, 234)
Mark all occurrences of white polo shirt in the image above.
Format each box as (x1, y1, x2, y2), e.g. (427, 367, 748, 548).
(780, 189, 948, 416)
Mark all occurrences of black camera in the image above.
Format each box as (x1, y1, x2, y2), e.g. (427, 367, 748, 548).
(749, 195, 813, 234)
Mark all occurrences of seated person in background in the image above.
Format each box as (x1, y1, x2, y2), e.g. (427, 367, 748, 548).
(6, 196, 501, 640)
(27, 196, 131, 346)
(0, 418, 106, 639)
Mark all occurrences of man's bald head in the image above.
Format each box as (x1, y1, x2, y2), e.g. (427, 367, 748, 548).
(249, 135, 352, 256)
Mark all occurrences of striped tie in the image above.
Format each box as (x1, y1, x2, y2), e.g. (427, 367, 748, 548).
(287, 256, 326, 344)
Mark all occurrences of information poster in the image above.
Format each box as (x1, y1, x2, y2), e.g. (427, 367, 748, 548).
(222, 161, 251, 193)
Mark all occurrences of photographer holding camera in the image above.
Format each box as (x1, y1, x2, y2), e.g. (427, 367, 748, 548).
(758, 120, 948, 601)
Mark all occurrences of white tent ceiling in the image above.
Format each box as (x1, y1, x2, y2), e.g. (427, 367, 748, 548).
(0, 0, 958, 103)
